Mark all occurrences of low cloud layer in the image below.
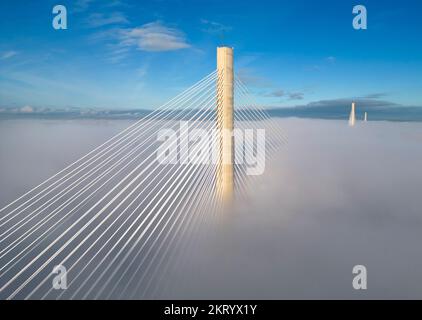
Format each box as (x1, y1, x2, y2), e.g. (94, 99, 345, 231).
(305, 98, 398, 108)
(268, 101, 422, 122)
(0, 118, 421, 299)
(165, 118, 422, 299)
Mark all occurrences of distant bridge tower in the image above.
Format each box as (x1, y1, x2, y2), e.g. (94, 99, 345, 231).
(349, 102, 356, 127)
(216, 47, 234, 203)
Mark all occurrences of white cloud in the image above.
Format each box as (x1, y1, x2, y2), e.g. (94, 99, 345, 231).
(1, 51, 18, 60)
(119, 21, 191, 52)
(20, 105, 33, 113)
(87, 12, 129, 28)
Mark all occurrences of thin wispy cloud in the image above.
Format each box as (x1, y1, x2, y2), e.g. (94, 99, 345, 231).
(74, 0, 95, 13)
(237, 68, 272, 88)
(86, 12, 129, 28)
(288, 92, 304, 100)
(303, 98, 398, 108)
(362, 93, 388, 99)
(304, 57, 336, 72)
(238, 69, 305, 101)
(104, 0, 128, 8)
(200, 19, 232, 34)
(0, 51, 18, 60)
(105, 45, 130, 63)
(264, 89, 285, 98)
(264, 89, 305, 101)
(304, 65, 322, 72)
(119, 21, 191, 52)
(136, 64, 149, 77)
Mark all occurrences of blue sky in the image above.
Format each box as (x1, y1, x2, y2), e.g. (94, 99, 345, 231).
(0, 0, 421, 110)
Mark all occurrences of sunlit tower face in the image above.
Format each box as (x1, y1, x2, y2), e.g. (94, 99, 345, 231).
(216, 47, 234, 203)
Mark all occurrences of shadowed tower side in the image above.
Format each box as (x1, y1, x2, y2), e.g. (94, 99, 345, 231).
(216, 47, 234, 203)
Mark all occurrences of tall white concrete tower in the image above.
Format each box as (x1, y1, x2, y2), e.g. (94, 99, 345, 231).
(349, 102, 356, 127)
(364, 112, 368, 122)
(216, 47, 234, 203)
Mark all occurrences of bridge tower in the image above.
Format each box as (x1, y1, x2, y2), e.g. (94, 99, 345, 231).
(349, 102, 356, 127)
(216, 47, 234, 203)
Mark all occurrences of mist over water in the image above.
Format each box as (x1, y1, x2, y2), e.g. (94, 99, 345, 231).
(1, 118, 422, 299)
(168, 119, 422, 299)
(0, 119, 134, 206)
